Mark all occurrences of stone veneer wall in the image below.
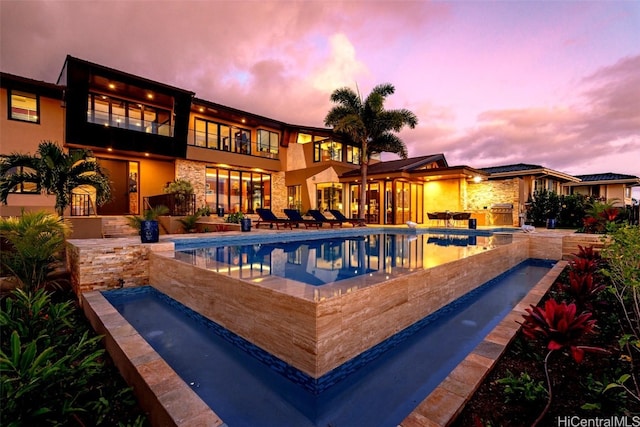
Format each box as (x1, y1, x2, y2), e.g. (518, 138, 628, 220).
(67, 238, 174, 295)
(466, 178, 521, 226)
(149, 239, 529, 378)
(175, 159, 207, 208)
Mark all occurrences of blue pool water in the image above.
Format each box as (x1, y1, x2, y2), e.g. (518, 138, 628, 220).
(104, 258, 553, 427)
(174, 232, 508, 286)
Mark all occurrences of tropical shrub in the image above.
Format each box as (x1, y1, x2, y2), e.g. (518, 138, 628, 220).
(126, 205, 169, 233)
(582, 199, 623, 234)
(178, 213, 200, 233)
(558, 194, 588, 228)
(521, 299, 600, 363)
(496, 371, 548, 403)
(225, 212, 245, 224)
(601, 226, 640, 345)
(163, 179, 194, 198)
(520, 299, 605, 426)
(0, 211, 71, 292)
(0, 289, 146, 426)
(526, 190, 561, 226)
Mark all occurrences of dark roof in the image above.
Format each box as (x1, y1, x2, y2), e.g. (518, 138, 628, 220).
(341, 154, 447, 177)
(479, 163, 544, 174)
(0, 72, 64, 98)
(574, 173, 640, 182)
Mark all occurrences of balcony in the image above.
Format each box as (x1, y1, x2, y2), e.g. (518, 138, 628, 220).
(87, 111, 174, 137)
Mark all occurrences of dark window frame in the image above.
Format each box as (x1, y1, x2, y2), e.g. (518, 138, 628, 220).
(8, 89, 40, 124)
(4, 165, 40, 194)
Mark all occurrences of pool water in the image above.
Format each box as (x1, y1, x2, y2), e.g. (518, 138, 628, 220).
(104, 258, 552, 427)
(174, 232, 507, 286)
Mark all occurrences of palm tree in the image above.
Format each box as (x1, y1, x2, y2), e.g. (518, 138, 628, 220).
(324, 83, 417, 220)
(0, 141, 112, 216)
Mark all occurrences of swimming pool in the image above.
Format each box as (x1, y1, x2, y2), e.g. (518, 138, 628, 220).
(173, 231, 511, 286)
(104, 259, 554, 427)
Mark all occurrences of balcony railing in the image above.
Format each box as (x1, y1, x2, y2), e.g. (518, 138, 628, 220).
(145, 193, 196, 216)
(189, 130, 279, 160)
(87, 111, 174, 137)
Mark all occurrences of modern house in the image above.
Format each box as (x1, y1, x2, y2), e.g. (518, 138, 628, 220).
(2, 56, 639, 232)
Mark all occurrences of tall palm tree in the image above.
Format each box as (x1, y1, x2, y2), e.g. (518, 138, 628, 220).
(325, 83, 417, 220)
(0, 140, 112, 216)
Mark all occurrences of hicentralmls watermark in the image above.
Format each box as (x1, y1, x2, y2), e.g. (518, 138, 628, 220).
(557, 416, 640, 427)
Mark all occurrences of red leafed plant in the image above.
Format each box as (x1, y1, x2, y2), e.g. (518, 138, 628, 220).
(573, 245, 601, 261)
(521, 299, 599, 362)
(559, 270, 607, 311)
(520, 299, 606, 426)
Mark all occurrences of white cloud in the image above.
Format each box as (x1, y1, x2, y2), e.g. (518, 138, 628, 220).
(311, 33, 369, 93)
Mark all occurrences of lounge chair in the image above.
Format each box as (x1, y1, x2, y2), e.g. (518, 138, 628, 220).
(452, 212, 471, 227)
(328, 209, 366, 227)
(255, 208, 294, 229)
(283, 209, 322, 228)
(307, 209, 343, 227)
(427, 212, 439, 225)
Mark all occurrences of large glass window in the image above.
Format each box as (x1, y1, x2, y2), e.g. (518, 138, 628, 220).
(194, 119, 252, 154)
(205, 167, 271, 213)
(346, 145, 361, 165)
(314, 139, 343, 162)
(316, 183, 343, 212)
(9, 90, 39, 123)
(257, 129, 279, 157)
(87, 93, 172, 136)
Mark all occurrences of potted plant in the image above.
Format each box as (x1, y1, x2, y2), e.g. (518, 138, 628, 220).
(127, 205, 169, 243)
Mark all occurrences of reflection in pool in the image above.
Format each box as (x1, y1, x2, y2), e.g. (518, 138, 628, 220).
(175, 233, 511, 286)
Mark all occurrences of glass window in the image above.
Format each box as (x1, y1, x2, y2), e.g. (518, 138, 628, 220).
(86, 92, 172, 136)
(314, 139, 342, 162)
(9, 90, 39, 123)
(143, 106, 157, 133)
(195, 118, 207, 147)
(297, 133, 313, 144)
(205, 167, 271, 213)
(257, 129, 279, 156)
(347, 146, 361, 164)
(3, 166, 39, 193)
(127, 104, 142, 130)
(287, 185, 302, 211)
(234, 129, 251, 154)
(220, 125, 231, 151)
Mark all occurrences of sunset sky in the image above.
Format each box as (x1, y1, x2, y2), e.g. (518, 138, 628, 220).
(1, 1, 638, 195)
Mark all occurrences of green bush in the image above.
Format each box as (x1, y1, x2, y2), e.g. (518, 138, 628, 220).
(0, 211, 71, 292)
(497, 370, 548, 403)
(0, 289, 147, 426)
(527, 190, 560, 226)
(225, 212, 245, 224)
(558, 194, 588, 228)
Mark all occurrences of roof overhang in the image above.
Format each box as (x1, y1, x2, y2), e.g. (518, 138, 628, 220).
(564, 177, 640, 187)
(488, 167, 580, 183)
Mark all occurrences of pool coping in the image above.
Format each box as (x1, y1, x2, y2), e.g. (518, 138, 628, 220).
(82, 258, 567, 427)
(399, 260, 567, 427)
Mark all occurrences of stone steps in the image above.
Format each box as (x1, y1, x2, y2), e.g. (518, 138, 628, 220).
(102, 216, 139, 238)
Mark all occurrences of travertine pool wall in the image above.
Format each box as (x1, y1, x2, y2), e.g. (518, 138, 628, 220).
(149, 237, 530, 378)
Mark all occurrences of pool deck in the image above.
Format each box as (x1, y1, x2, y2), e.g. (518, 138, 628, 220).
(74, 226, 585, 427)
